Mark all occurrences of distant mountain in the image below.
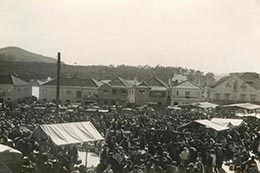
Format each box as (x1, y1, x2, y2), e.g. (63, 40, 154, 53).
(0, 46, 57, 64)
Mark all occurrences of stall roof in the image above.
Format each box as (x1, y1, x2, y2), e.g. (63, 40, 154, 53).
(0, 144, 22, 155)
(31, 121, 104, 146)
(194, 120, 229, 131)
(222, 103, 260, 110)
(197, 102, 219, 109)
(211, 118, 243, 128)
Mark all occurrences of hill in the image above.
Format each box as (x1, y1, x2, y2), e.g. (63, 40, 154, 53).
(0, 47, 216, 86)
(0, 46, 57, 63)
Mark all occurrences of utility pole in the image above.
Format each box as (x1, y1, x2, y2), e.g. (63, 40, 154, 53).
(55, 52, 61, 118)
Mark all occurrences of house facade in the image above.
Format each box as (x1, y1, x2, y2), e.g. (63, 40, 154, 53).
(134, 77, 169, 107)
(39, 77, 100, 104)
(210, 72, 260, 104)
(0, 75, 32, 102)
(98, 77, 137, 106)
(170, 80, 203, 106)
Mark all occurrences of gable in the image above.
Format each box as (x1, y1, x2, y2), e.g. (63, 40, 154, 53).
(173, 81, 201, 89)
(146, 77, 166, 87)
(137, 81, 149, 88)
(109, 78, 126, 87)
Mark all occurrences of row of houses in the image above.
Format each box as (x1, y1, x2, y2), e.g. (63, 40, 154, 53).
(1, 72, 260, 106)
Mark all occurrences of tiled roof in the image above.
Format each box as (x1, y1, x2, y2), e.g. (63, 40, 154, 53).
(43, 77, 99, 87)
(0, 75, 29, 86)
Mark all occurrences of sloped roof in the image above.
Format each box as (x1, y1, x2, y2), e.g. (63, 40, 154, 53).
(222, 103, 260, 110)
(211, 118, 243, 128)
(137, 81, 149, 87)
(196, 102, 219, 109)
(172, 80, 202, 89)
(0, 75, 29, 86)
(107, 77, 138, 88)
(31, 121, 104, 146)
(146, 77, 168, 88)
(43, 77, 99, 87)
(29, 79, 45, 86)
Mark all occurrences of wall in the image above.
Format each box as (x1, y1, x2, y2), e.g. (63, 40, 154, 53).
(39, 85, 98, 103)
(210, 75, 260, 104)
(171, 88, 202, 105)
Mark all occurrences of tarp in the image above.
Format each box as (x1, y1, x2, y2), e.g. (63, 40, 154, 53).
(211, 118, 243, 128)
(195, 120, 229, 131)
(222, 103, 260, 110)
(31, 121, 104, 146)
(197, 102, 219, 109)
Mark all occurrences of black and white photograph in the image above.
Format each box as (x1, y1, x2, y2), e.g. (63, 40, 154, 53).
(1, 0, 260, 172)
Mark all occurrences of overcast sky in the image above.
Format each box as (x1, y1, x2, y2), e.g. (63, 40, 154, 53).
(1, 0, 260, 74)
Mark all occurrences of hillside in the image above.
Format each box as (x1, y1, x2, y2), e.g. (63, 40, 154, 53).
(0, 47, 216, 86)
(0, 46, 57, 63)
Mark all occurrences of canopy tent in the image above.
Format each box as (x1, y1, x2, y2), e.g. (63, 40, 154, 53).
(31, 121, 104, 146)
(211, 118, 244, 128)
(194, 120, 229, 131)
(178, 119, 230, 131)
(222, 103, 260, 110)
(196, 102, 219, 109)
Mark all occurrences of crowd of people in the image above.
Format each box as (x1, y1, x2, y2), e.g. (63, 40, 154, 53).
(0, 100, 260, 173)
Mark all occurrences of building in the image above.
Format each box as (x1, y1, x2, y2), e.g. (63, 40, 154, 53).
(39, 77, 101, 104)
(210, 72, 260, 104)
(29, 79, 45, 99)
(98, 77, 138, 106)
(0, 75, 32, 102)
(134, 77, 169, 107)
(170, 80, 203, 105)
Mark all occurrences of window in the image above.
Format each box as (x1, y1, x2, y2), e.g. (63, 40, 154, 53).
(139, 89, 145, 95)
(104, 100, 108, 105)
(76, 91, 82, 98)
(185, 91, 190, 95)
(241, 94, 246, 102)
(112, 89, 116, 95)
(185, 91, 190, 99)
(17, 88, 21, 92)
(176, 91, 179, 96)
(66, 90, 71, 94)
(103, 89, 109, 95)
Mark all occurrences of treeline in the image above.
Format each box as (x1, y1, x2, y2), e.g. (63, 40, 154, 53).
(0, 60, 215, 86)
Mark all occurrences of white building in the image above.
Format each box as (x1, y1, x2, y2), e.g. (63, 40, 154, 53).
(210, 72, 260, 104)
(0, 75, 32, 102)
(39, 77, 101, 104)
(170, 80, 203, 105)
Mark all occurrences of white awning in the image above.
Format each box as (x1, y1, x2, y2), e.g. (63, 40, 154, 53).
(211, 118, 243, 128)
(197, 102, 219, 109)
(194, 120, 229, 131)
(222, 103, 260, 110)
(31, 121, 104, 146)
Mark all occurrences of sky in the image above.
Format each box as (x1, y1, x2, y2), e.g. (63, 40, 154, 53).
(1, 0, 260, 74)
